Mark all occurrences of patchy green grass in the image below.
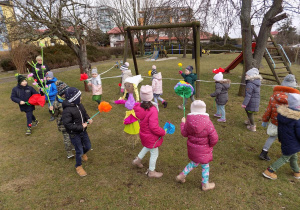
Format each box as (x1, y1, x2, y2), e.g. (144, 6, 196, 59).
(1, 54, 300, 209)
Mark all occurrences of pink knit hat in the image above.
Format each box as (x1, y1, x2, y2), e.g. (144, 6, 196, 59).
(140, 85, 153, 101)
(190, 100, 206, 113)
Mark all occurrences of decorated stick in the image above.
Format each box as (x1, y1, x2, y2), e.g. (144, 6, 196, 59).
(87, 101, 112, 123)
(178, 62, 182, 70)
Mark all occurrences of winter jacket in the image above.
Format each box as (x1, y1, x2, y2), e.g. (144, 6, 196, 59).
(181, 73, 197, 95)
(62, 100, 90, 135)
(31, 63, 50, 86)
(152, 72, 163, 95)
(11, 84, 38, 112)
(242, 75, 262, 112)
(87, 75, 102, 95)
(180, 113, 218, 164)
(262, 86, 300, 126)
(46, 77, 58, 101)
(133, 103, 165, 148)
(210, 79, 231, 105)
(121, 70, 132, 89)
(277, 106, 300, 156)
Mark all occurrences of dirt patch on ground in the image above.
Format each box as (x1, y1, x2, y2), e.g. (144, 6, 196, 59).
(0, 175, 38, 193)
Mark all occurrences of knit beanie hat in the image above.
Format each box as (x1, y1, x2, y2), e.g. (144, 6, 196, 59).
(91, 68, 98, 74)
(125, 62, 129, 67)
(56, 80, 70, 96)
(186, 65, 193, 72)
(190, 100, 206, 113)
(288, 93, 300, 110)
(120, 64, 128, 71)
(17, 75, 26, 85)
(45, 71, 54, 79)
(151, 65, 157, 76)
(246, 68, 259, 77)
(140, 85, 153, 102)
(213, 72, 223, 81)
(281, 74, 297, 88)
(65, 87, 81, 105)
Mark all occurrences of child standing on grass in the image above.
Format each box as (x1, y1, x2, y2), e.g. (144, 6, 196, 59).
(120, 62, 132, 93)
(87, 67, 102, 105)
(152, 65, 168, 108)
(53, 80, 74, 159)
(262, 93, 300, 180)
(62, 87, 93, 177)
(176, 100, 218, 191)
(45, 71, 57, 121)
(11, 75, 39, 135)
(210, 72, 231, 122)
(31, 55, 50, 95)
(132, 85, 166, 178)
(241, 68, 262, 132)
(178, 65, 197, 110)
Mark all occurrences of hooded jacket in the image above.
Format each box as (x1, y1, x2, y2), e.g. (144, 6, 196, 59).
(11, 84, 38, 112)
(121, 70, 132, 89)
(242, 75, 262, 112)
(262, 86, 300, 126)
(277, 106, 300, 156)
(62, 100, 90, 135)
(180, 113, 218, 164)
(210, 79, 231, 105)
(152, 72, 163, 95)
(46, 77, 58, 101)
(88, 75, 102, 95)
(181, 73, 197, 95)
(133, 103, 165, 148)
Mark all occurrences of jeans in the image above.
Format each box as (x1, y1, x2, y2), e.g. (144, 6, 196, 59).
(138, 147, 159, 171)
(216, 104, 226, 120)
(270, 153, 300, 172)
(26, 111, 36, 127)
(153, 94, 164, 104)
(70, 131, 91, 167)
(263, 135, 278, 151)
(183, 95, 195, 106)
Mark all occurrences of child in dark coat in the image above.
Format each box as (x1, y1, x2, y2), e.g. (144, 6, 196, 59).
(62, 87, 93, 177)
(263, 93, 300, 180)
(210, 72, 231, 122)
(178, 65, 197, 110)
(11, 75, 39, 135)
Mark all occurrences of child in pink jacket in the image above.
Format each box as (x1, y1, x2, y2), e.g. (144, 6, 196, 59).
(132, 85, 166, 178)
(87, 67, 102, 105)
(151, 65, 167, 108)
(176, 100, 218, 191)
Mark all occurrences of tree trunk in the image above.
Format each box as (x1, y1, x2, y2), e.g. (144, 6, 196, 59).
(223, 32, 228, 45)
(78, 39, 90, 92)
(182, 39, 187, 58)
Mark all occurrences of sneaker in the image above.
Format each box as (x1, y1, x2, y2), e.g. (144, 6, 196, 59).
(262, 168, 277, 180)
(146, 169, 163, 178)
(244, 119, 250, 125)
(217, 119, 226, 122)
(178, 105, 184, 110)
(26, 127, 31, 135)
(294, 172, 300, 179)
(67, 151, 74, 159)
(176, 173, 186, 183)
(49, 115, 55, 121)
(76, 166, 87, 177)
(202, 182, 215, 191)
(247, 125, 256, 132)
(259, 150, 270, 161)
(32, 120, 39, 127)
(82, 154, 88, 161)
(162, 101, 168, 108)
(132, 157, 143, 168)
(214, 114, 221, 118)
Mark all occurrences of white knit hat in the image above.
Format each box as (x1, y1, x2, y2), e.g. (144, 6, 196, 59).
(140, 85, 153, 101)
(91, 68, 98, 74)
(125, 62, 129, 67)
(213, 72, 223, 81)
(246, 68, 259, 76)
(190, 100, 206, 113)
(282, 74, 297, 88)
(288, 93, 300, 110)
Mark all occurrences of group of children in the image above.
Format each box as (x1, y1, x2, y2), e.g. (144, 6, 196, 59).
(10, 57, 300, 190)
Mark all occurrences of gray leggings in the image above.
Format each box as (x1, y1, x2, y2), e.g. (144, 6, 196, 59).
(263, 135, 278, 151)
(245, 110, 255, 125)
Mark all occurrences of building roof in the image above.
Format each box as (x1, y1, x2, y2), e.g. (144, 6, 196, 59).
(0, 1, 12, 6)
(271, 31, 278, 35)
(107, 27, 124, 34)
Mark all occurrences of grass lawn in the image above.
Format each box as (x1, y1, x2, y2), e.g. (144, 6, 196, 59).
(1, 53, 300, 209)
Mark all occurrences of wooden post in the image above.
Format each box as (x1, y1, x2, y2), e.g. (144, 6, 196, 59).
(127, 27, 139, 75)
(123, 32, 128, 63)
(195, 26, 201, 99)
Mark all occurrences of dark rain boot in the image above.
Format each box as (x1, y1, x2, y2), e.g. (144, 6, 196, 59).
(259, 150, 270, 161)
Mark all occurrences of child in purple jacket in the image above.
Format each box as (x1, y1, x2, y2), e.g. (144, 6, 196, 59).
(176, 100, 219, 191)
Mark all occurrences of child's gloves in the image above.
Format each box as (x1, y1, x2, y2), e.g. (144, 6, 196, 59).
(179, 71, 183, 74)
(262, 122, 268, 127)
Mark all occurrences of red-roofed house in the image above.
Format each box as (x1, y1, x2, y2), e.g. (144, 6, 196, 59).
(107, 27, 125, 47)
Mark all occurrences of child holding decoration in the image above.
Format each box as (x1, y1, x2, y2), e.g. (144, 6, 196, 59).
(152, 65, 167, 108)
(11, 75, 39, 135)
(87, 67, 102, 105)
(178, 65, 197, 110)
(132, 85, 166, 178)
(241, 68, 262, 132)
(45, 71, 57, 121)
(210, 70, 231, 122)
(62, 87, 93, 177)
(176, 100, 218, 191)
(30, 55, 50, 94)
(262, 93, 300, 180)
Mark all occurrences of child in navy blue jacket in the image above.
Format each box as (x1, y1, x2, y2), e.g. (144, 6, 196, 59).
(263, 93, 300, 180)
(11, 75, 39, 135)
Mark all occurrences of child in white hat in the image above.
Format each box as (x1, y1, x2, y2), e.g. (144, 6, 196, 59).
(87, 67, 102, 105)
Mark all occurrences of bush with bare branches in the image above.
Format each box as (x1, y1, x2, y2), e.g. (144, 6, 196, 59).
(10, 44, 37, 74)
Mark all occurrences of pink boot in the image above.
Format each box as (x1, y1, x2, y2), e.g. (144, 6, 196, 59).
(132, 157, 143, 168)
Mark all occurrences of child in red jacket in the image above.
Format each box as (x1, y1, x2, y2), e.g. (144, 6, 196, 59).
(132, 85, 166, 178)
(176, 100, 218, 191)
